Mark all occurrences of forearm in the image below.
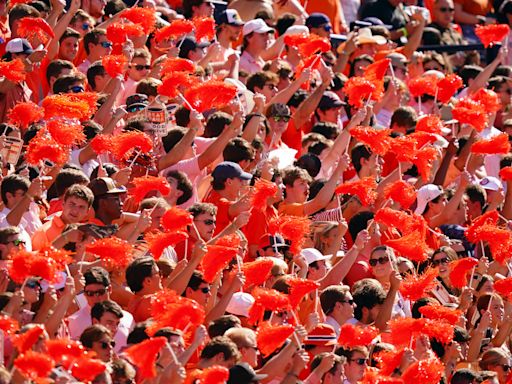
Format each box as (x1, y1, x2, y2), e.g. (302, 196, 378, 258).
(258, 341, 297, 379)
(374, 288, 397, 331)
(167, 254, 202, 295)
(492, 323, 512, 347)
(205, 288, 236, 323)
(502, 182, 512, 219)
(467, 330, 485, 361)
(241, 115, 263, 142)
(467, 56, 501, 95)
(198, 129, 236, 170)
(454, 5, 480, 25)
(433, 150, 455, 185)
(158, 128, 197, 171)
(270, 78, 304, 106)
(261, 36, 285, 61)
(6, 196, 32, 227)
(319, 246, 358, 289)
(294, 82, 329, 122)
(45, 295, 73, 337)
(402, 22, 425, 59)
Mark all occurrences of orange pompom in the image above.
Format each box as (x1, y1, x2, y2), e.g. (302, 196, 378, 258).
(150, 289, 180, 318)
(375, 349, 406, 376)
(449, 257, 478, 288)
(14, 351, 54, 381)
(349, 126, 392, 156)
(248, 287, 290, 326)
(200, 365, 230, 384)
(471, 132, 510, 154)
(409, 131, 438, 148)
(47, 118, 86, 146)
(106, 22, 144, 45)
(384, 231, 430, 263)
(17, 17, 54, 45)
(0, 59, 26, 83)
(148, 293, 205, 334)
(408, 75, 438, 98)
(499, 166, 512, 181)
(384, 180, 417, 209)
(26, 131, 68, 165)
(158, 71, 198, 98)
(388, 135, 418, 162)
(452, 98, 487, 132)
(359, 367, 404, 384)
(338, 324, 379, 348)
(7, 102, 44, 129)
(424, 317, 454, 344)
(242, 259, 274, 289)
(335, 176, 378, 206)
(215, 234, 241, 249)
(128, 176, 171, 204)
(287, 277, 319, 308)
(465, 210, 499, 243)
(43, 93, 96, 121)
(251, 178, 278, 211)
(111, 131, 153, 161)
(298, 35, 331, 58)
(40, 247, 73, 271)
(401, 357, 444, 384)
(388, 317, 427, 346)
(279, 215, 311, 254)
(419, 303, 462, 325)
(470, 88, 501, 113)
(415, 115, 445, 135)
(160, 207, 192, 232)
(102, 55, 127, 78)
(30, 256, 58, 282)
(399, 267, 438, 301)
(86, 237, 133, 268)
(363, 58, 391, 82)
(193, 17, 215, 42)
(256, 322, 294, 357)
(470, 224, 512, 264)
(13, 324, 45, 353)
(184, 80, 237, 113)
(343, 76, 380, 108)
(120, 8, 157, 34)
(494, 278, 512, 301)
(374, 207, 413, 230)
(201, 244, 238, 283)
(436, 74, 463, 103)
(124, 337, 167, 380)
(45, 339, 86, 370)
(155, 20, 194, 42)
(8, 249, 35, 284)
(284, 33, 309, 47)
(71, 357, 107, 382)
(145, 231, 188, 260)
(90, 134, 113, 155)
(413, 146, 439, 181)
(0, 315, 19, 335)
(160, 58, 196, 76)
(475, 24, 510, 47)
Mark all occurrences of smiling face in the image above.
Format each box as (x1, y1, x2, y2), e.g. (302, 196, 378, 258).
(62, 196, 90, 224)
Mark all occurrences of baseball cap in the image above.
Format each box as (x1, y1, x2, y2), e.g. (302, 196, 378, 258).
(89, 177, 127, 197)
(414, 184, 443, 215)
(243, 19, 274, 36)
(258, 234, 287, 250)
(362, 17, 393, 30)
(212, 161, 252, 181)
(178, 37, 209, 59)
(304, 324, 338, 346)
(306, 13, 331, 29)
(126, 93, 149, 113)
(480, 176, 503, 191)
(300, 248, 331, 265)
(387, 52, 409, 70)
(6, 38, 34, 55)
(227, 363, 267, 384)
(218, 9, 244, 26)
(355, 28, 387, 45)
(318, 91, 345, 110)
(226, 292, 255, 317)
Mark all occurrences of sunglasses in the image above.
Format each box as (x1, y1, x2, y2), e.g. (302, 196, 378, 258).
(272, 116, 290, 123)
(197, 287, 210, 294)
(323, 24, 332, 32)
(264, 84, 277, 90)
(26, 280, 40, 289)
(438, 6, 454, 12)
(195, 219, 215, 226)
(82, 23, 92, 31)
(131, 64, 151, 71)
(351, 358, 368, 366)
(99, 41, 113, 48)
(340, 299, 354, 305)
(70, 85, 84, 93)
(432, 257, 449, 266)
(369, 257, 389, 267)
(126, 104, 146, 113)
(98, 340, 116, 349)
(9, 239, 25, 246)
(84, 288, 107, 297)
(400, 270, 414, 278)
(500, 364, 511, 372)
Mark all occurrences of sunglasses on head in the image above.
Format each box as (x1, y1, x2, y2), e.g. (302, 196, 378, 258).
(439, 6, 454, 12)
(432, 257, 449, 266)
(351, 358, 368, 366)
(272, 115, 290, 123)
(98, 340, 115, 349)
(84, 288, 107, 297)
(131, 64, 151, 71)
(369, 257, 389, 267)
(99, 41, 113, 48)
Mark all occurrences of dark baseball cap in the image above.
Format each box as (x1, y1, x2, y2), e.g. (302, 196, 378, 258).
(89, 177, 127, 197)
(212, 161, 252, 181)
(178, 37, 210, 59)
(318, 91, 345, 110)
(306, 13, 331, 29)
(126, 93, 148, 113)
(258, 234, 287, 250)
(217, 9, 244, 26)
(227, 363, 267, 384)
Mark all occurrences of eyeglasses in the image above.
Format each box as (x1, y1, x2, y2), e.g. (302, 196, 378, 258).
(26, 280, 40, 289)
(70, 85, 84, 93)
(126, 104, 146, 113)
(98, 340, 115, 349)
(131, 64, 151, 71)
(195, 219, 216, 226)
(272, 116, 290, 123)
(323, 24, 332, 32)
(499, 364, 511, 372)
(351, 358, 368, 366)
(9, 239, 25, 246)
(99, 41, 113, 48)
(197, 286, 210, 294)
(432, 257, 449, 266)
(340, 299, 354, 305)
(369, 257, 389, 267)
(82, 23, 92, 31)
(438, 6, 454, 12)
(264, 84, 277, 90)
(84, 288, 107, 297)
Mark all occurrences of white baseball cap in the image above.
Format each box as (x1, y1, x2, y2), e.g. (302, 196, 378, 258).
(243, 19, 274, 36)
(6, 38, 34, 54)
(480, 176, 503, 191)
(414, 184, 443, 215)
(226, 292, 255, 317)
(300, 248, 331, 265)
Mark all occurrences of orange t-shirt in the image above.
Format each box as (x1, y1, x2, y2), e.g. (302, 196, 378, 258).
(242, 205, 278, 259)
(203, 190, 233, 235)
(278, 202, 306, 217)
(454, 0, 490, 15)
(127, 294, 153, 322)
(303, 0, 343, 34)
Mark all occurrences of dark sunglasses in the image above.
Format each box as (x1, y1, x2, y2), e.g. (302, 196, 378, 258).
(196, 219, 215, 226)
(369, 257, 389, 267)
(70, 85, 84, 93)
(99, 41, 113, 48)
(400, 270, 414, 278)
(9, 239, 25, 246)
(98, 340, 116, 349)
(84, 288, 107, 297)
(351, 358, 368, 366)
(439, 6, 454, 12)
(323, 24, 332, 32)
(432, 257, 449, 266)
(131, 64, 151, 71)
(340, 299, 354, 305)
(272, 116, 290, 123)
(500, 364, 511, 372)
(197, 287, 210, 294)
(82, 23, 92, 31)
(126, 104, 146, 113)
(26, 280, 40, 289)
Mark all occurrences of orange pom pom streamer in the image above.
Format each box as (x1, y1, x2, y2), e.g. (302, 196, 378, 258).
(384, 180, 416, 209)
(343, 76, 379, 108)
(419, 303, 462, 325)
(106, 22, 144, 45)
(349, 126, 391, 156)
(193, 17, 215, 42)
(155, 20, 194, 42)
(408, 75, 438, 98)
(26, 131, 68, 165)
(42, 93, 96, 121)
(452, 98, 487, 132)
(184, 80, 237, 113)
(0, 59, 26, 83)
(499, 166, 512, 181)
(470, 88, 501, 113)
(338, 323, 379, 348)
(437, 74, 463, 103)
(413, 146, 439, 181)
(399, 267, 438, 301)
(401, 357, 444, 384)
(160, 58, 196, 76)
(388, 317, 426, 346)
(465, 210, 499, 243)
(86, 237, 133, 268)
(471, 132, 510, 154)
(47, 118, 86, 146)
(415, 115, 444, 135)
(124, 337, 167, 380)
(7, 101, 44, 129)
(251, 178, 278, 211)
(494, 278, 512, 301)
(248, 287, 290, 326)
(287, 277, 319, 308)
(384, 231, 429, 263)
(120, 8, 156, 34)
(17, 17, 54, 45)
(257, 322, 294, 357)
(14, 351, 54, 381)
(242, 259, 274, 289)
(145, 231, 188, 260)
(71, 357, 107, 382)
(128, 176, 171, 204)
(0, 315, 19, 335)
(284, 33, 309, 47)
(102, 55, 127, 78)
(335, 176, 377, 206)
(90, 134, 113, 155)
(158, 71, 198, 98)
(200, 366, 230, 384)
(279, 215, 311, 254)
(111, 131, 153, 161)
(363, 58, 391, 82)
(12, 324, 45, 353)
(375, 349, 406, 376)
(475, 24, 510, 47)
(160, 207, 193, 232)
(388, 135, 418, 162)
(449, 257, 478, 288)
(45, 339, 85, 370)
(201, 244, 238, 283)
(298, 35, 331, 58)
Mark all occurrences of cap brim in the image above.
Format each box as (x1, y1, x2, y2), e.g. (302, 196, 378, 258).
(239, 171, 253, 180)
(254, 26, 274, 34)
(253, 373, 268, 380)
(357, 36, 387, 45)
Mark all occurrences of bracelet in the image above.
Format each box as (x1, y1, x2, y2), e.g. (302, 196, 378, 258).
(400, 27, 409, 38)
(252, 112, 265, 118)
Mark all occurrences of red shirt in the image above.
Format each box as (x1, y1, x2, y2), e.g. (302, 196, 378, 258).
(204, 190, 233, 235)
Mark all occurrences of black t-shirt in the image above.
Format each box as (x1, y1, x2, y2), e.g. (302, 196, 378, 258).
(359, 0, 408, 30)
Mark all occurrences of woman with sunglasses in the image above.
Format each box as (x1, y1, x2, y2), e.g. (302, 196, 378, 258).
(478, 347, 512, 383)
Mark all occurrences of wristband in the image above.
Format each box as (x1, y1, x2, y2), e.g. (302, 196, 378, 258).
(400, 27, 409, 38)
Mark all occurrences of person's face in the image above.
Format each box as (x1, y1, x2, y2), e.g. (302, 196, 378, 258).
(6, 189, 28, 208)
(257, 82, 278, 101)
(188, 46, 206, 62)
(354, 59, 372, 77)
(496, 83, 512, 107)
(478, 280, 494, 295)
(99, 194, 123, 220)
(311, 24, 332, 38)
(91, 335, 114, 362)
(344, 352, 368, 382)
(308, 260, 327, 280)
(62, 196, 90, 224)
(431, 252, 450, 277)
(0, 234, 26, 259)
(186, 282, 211, 305)
(145, 265, 163, 292)
(325, 363, 344, 384)
(226, 25, 242, 42)
(423, 60, 444, 72)
(59, 36, 80, 61)
(289, 178, 309, 203)
(94, 71, 111, 92)
(250, 32, 271, 52)
(241, 339, 259, 368)
(356, 43, 377, 57)
(318, 107, 342, 124)
(195, 1, 214, 17)
(97, 311, 120, 336)
(84, 283, 110, 306)
(392, 65, 408, 81)
(492, 357, 511, 384)
(433, 0, 455, 27)
(23, 279, 41, 304)
(337, 293, 355, 319)
(169, 334, 186, 356)
(321, 228, 338, 247)
(150, 206, 166, 231)
(226, 177, 247, 195)
(50, 67, 74, 91)
(71, 19, 93, 37)
(428, 194, 447, 216)
(90, 35, 112, 58)
(193, 212, 216, 241)
(369, 249, 393, 280)
(268, 114, 289, 133)
(363, 153, 383, 176)
(89, 0, 107, 18)
(490, 298, 505, 324)
(398, 260, 415, 278)
(128, 57, 151, 81)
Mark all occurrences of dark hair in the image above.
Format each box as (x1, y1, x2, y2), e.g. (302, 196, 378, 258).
(348, 211, 374, 243)
(223, 138, 254, 165)
(82, 120, 102, 141)
(200, 336, 241, 362)
(90, 163, 118, 180)
(351, 144, 372, 173)
(465, 185, 486, 209)
(1, 174, 29, 205)
(80, 324, 111, 348)
(87, 61, 106, 91)
(246, 71, 278, 92)
(84, 267, 111, 287)
(488, 76, 508, 93)
(275, 13, 297, 36)
(205, 112, 233, 138)
(207, 315, 242, 338)
(391, 106, 417, 130)
(450, 369, 480, 384)
(174, 106, 191, 127)
(53, 73, 86, 94)
(104, 0, 126, 18)
(165, 170, 193, 205)
(60, 27, 81, 43)
(83, 28, 107, 55)
(349, 55, 373, 77)
(296, 154, 321, 178)
(162, 127, 186, 153)
(311, 122, 338, 140)
(288, 89, 308, 108)
(0, 226, 20, 245)
(135, 78, 160, 98)
(186, 270, 208, 292)
(188, 203, 217, 218)
(91, 300, 123, 321)
(311, 353, 345, 378)
(8, 4, 40, 31)
(125, 257, 156, 293)
(281, 166, 312, 187)
(458, 65, 483, 87)
(126, 322, 150, 344)
(320, 285, 350, 315)
(46, 59, 74, 86)
(352, 279, 386, 320)
(411, 297, 439, 318)
(64, 184, 94, 206)
(55, 168, 89, 197)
